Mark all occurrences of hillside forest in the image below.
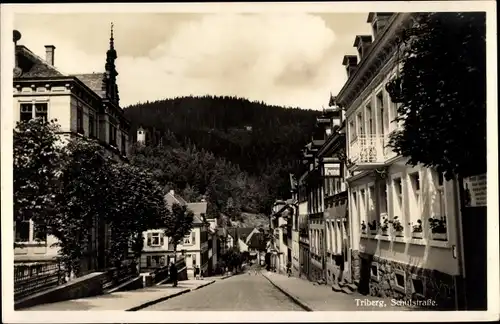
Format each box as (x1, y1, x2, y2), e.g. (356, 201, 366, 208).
(124, 95, 321, 226)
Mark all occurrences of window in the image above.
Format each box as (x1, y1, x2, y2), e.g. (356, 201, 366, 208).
(349, 120, 357, 141)
(77, 105, 84, 134)
(393, 178, 403, 218)
(147, 232, 162, 246)
(357, 112, 363, 136)
(366, 104, 374, 135)
(409, 172, 421, 221)
(33, 220, 47, 242)
(412, 277, 425, 296)
(192, 253, 197, 266)
(15, 217, 30, 242)
(191, 231, 196, 245)
(121, 134, 126, 154)
(183, 232, 192, 245)
(109, 124, 117, 146)
(368, 185, 376, 222)
(360, 189, 366, 223)
(20, 104, 33, 122)
(435, 171, 446, 217)
(370, 263, 379, 280)
(395, 272, 406, 290)
(376, 91, 386, 136)
(379, 182, 388, 215)
(89, 112, 96, 138)
(20, 103, 48, 122)
(146, 256, 152, 267)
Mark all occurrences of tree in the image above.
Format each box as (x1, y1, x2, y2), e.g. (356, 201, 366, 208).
(165, 203, 194, 262)
(105, 163, 170, 265)
(48, 138, 112, 275)
(13, 118, 63, 247)
(388, 12, 486, 180)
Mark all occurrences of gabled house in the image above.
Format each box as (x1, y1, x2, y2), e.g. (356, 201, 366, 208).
(141, 190, 211, 278)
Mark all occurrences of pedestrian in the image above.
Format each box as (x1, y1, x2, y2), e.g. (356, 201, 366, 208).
(194, 265, 200, 280)
(169, 261, 178, 287)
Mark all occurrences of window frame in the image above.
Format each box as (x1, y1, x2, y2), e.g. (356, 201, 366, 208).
(150, 232, 162, 247)
(19, 102, 49, 122)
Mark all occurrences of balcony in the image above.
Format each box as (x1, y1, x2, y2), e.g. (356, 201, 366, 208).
(348, 133, 398, 171)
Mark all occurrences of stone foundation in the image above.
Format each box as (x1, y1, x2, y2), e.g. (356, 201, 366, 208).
(351, 249, 360, 282)
(310, 263, 323, 282)
(360, 253, 459, 310)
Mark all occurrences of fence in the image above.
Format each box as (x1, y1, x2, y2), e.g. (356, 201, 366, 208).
(14, 262, 65, 301)
(101, 260, 139, 291)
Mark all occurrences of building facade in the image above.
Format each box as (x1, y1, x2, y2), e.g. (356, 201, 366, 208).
(13, 28, 130, 272)
(141, 191, 210, 278)
(337, 12, 463, 309)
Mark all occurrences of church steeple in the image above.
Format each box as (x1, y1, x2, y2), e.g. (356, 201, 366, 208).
(103, 22, 119, 105)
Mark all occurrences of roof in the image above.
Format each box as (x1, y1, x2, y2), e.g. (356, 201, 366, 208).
(192, 214, 204, 225)
(353, 35, 373, 47)
(237, 228, 256, 243)
(165, 191, 188, 208)
(187, 202, 207, 216)
(247, 232, 266, 250)
(71, 73, 106, 98)
(15, 45, 65, 79)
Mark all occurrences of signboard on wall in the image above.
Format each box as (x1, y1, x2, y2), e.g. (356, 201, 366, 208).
(463, 173, 487, 207)
(324, 163, 341, 177)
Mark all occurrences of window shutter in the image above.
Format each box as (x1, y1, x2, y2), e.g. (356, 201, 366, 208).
(160, 232, 165, 246)
(192, 232, 196, 244)
(147, 233, 152, 246)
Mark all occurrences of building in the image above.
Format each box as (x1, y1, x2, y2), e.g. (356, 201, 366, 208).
(297, 171, 310, 279)
(289, 174, 301, 276)
(13, 27, 130, 272)
(141, 190, 210, 278)
(268, 200, 290, 273)
(313, 98, 351, 292)
(337, 12, 463, 309)
(235, 228, 261, 253)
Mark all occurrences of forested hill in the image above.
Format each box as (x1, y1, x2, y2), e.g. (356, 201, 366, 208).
(123, 95, 320, 215)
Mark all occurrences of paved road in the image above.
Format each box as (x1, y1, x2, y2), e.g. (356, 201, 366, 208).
(141, 271, 304, 311)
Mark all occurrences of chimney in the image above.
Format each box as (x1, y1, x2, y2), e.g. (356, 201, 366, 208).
(45, 45, 55, 66)
(367, 12, 393, 39)
(342, 55, 358, 78)
(353, 35, 373, 61)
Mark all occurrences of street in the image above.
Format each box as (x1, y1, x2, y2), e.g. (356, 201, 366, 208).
(141, 271, 304, 311)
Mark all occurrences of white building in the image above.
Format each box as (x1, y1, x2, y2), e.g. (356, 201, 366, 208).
(337, 13, 462, 309)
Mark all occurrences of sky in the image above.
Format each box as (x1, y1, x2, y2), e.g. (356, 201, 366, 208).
(13, 12, 372, 110)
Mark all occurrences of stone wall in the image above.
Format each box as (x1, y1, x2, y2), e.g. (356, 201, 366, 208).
(359, 252, 459, 310)
(351, 249, 360, 282)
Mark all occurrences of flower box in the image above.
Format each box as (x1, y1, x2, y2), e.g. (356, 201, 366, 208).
(369, 229, 377, 235)
(412, 232, 423, 239)
(431, 232, 447, 241)
(361, 230, 367, 235)
(381, 230, 389, 236)
(394, 230, 404, 237)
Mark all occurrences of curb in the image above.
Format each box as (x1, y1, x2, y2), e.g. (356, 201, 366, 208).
(126, 289, 191, 311)
(261, 272, 313, 312)
(220, 275, 233, 280)
(127, 280, 216, 311)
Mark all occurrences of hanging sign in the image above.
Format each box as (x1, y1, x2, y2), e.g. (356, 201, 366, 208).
(324, 163, 341, 176)
(463, 173, 487, 207)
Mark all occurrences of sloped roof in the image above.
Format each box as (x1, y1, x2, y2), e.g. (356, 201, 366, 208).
(237, 228, 256, 242)
(187, 202, 207, 216)
(165, 191, 188, 208)
(71, 73, 106, 98)
(227, 228, 237, 239)
(247, 232, 266, 250)
(16, 45, 65, 79)
(192, 214, 204, 225)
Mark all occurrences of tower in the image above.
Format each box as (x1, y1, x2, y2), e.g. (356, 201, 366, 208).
(137, 126, 146, 145)
(102, 22, 120, 106)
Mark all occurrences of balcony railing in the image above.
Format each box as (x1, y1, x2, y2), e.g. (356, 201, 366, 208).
(349, 133, 398, 170)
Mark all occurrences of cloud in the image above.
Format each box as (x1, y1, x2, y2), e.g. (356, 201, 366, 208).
(15, 13, 353, 110)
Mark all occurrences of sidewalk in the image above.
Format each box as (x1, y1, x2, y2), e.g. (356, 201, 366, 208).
(261, 271, 413, 312)
(22, 279, 215, 311)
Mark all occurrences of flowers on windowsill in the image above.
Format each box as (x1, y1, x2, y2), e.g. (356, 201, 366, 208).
(429, 216, 447, 241)
(368, 220, 378, 235)
(380, 217, 389, 236)
(361, 221, 367, 234)
(410, 219, 423, 239)
(390, 216, 404, 237)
